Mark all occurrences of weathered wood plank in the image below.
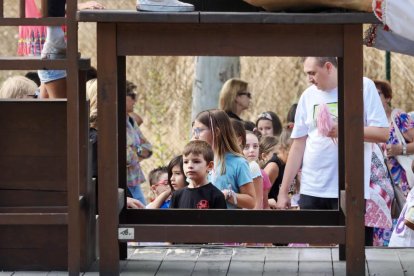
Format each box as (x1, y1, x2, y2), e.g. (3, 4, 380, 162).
(396, 248, 414, 276)
(264, 247, 299, 276)
(123, 225, 345, 243)
(227, 248, 265, 276)
(122, 247, 166, 276)
(298, 248, 333, 275)
(155, 248, 200, 276)
(192, 247, 232, 276)
(117, 23, 343, 57)
(77, 11, 379, 24)
(366, 249, 404, 276)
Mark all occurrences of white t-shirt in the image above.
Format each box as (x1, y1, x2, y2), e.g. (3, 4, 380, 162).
(292, 77, 388, 199)
(249, 161, 262, 179)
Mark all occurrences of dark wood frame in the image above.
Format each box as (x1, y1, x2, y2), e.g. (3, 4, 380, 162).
(0, 1, 93, 275)
(78, 10, 380, 275)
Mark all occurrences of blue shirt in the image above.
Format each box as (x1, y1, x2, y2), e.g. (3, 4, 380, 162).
(211, 153, 252, 208)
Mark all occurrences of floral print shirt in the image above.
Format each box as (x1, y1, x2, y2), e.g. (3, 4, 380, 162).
(126, 116, 146, 187)
(388, 110, 414, 196)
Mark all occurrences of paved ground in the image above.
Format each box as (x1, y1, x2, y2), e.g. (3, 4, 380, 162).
(2, 246, 414, 275)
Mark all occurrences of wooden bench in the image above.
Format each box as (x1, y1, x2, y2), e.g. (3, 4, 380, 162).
(0, 100, 96, 271)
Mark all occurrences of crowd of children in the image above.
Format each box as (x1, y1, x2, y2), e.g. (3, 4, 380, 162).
(2, 53, 413, 248)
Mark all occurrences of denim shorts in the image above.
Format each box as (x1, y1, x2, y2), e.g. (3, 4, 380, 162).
(37, 69, 66, 83)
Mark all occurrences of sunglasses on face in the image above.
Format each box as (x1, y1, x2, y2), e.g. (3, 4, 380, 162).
(237, 91, 252, 99)
(127, 93, 136, 100)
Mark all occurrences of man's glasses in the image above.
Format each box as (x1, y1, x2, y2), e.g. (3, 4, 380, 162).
(237, 91, 252, 99)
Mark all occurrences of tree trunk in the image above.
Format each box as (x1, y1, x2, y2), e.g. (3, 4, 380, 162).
(191, 56, 240, 121)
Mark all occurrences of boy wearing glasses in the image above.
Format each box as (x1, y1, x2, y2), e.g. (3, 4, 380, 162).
(170, 140, 227, 209)
(146, 166, 172, 209)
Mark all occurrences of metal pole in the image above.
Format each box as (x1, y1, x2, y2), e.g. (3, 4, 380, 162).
(386, 51, 391, 82)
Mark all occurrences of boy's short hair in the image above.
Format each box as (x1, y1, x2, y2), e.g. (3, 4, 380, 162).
(148, 166, 168, 186)
(183, 140, 214, 163)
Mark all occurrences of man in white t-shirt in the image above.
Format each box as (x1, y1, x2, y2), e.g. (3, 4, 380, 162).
(276, 57, 389, 210)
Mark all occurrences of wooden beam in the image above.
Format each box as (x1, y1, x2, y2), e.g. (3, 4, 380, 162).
(125, 209, 345, 226)
(117, 23, 344, 57)
(0, 57, 90, 70)
(119, 225, 346, 244)
(0, 17, 66, 26)
(0, 213, 68, 225)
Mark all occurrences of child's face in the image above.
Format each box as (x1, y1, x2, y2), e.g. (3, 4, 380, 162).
(243, 133, 259, 162)
(183, 153, 212, 184)
(170, 164, 186, 190)
(151, 173, 169, 196)
(191, 120, 213, 145)
(257, 119, 273, 137)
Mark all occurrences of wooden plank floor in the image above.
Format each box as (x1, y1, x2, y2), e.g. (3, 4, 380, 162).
(2, 246, 413, 275)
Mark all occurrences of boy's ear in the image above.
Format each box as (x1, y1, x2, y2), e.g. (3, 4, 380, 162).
(207, 161, 214, 172)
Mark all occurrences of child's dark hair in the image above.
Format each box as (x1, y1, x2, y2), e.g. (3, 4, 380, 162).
(255, 111, 283, 136)
(148, 166, 168, 186)
(231, 118, 246, 148)
(287, 103, 298, 123)
(183, 140, 214, 163)
(167, 155, 189, 190)
(243, 120, 256, 132)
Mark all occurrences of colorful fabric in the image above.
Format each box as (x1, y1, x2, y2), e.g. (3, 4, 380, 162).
(373, 0, 414, 41)
(363, 24, 414, 57)
(365, 144, 393, 229)
(388, 110, 414, 197)
(18, 0, 46, 56)
(126, 117, 146, 187)
(389, 188, 414, 246)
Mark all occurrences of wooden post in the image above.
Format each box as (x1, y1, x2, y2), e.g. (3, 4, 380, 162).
(0, 0, 3, 18)
(98, 22, 121, 275)
(66, 0, 81, 275)
(342, 24, 365, 276)
(19, 0, 25, 18)
(41, 0, 47, 17)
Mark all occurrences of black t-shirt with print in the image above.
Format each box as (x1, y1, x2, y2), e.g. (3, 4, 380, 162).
(170, 183, 227, 209)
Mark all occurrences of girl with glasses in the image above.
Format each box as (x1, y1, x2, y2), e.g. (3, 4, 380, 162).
(192, 109, 255, 209)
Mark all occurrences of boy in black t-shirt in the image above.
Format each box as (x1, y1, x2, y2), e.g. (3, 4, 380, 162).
(170, 140, 227, 209)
